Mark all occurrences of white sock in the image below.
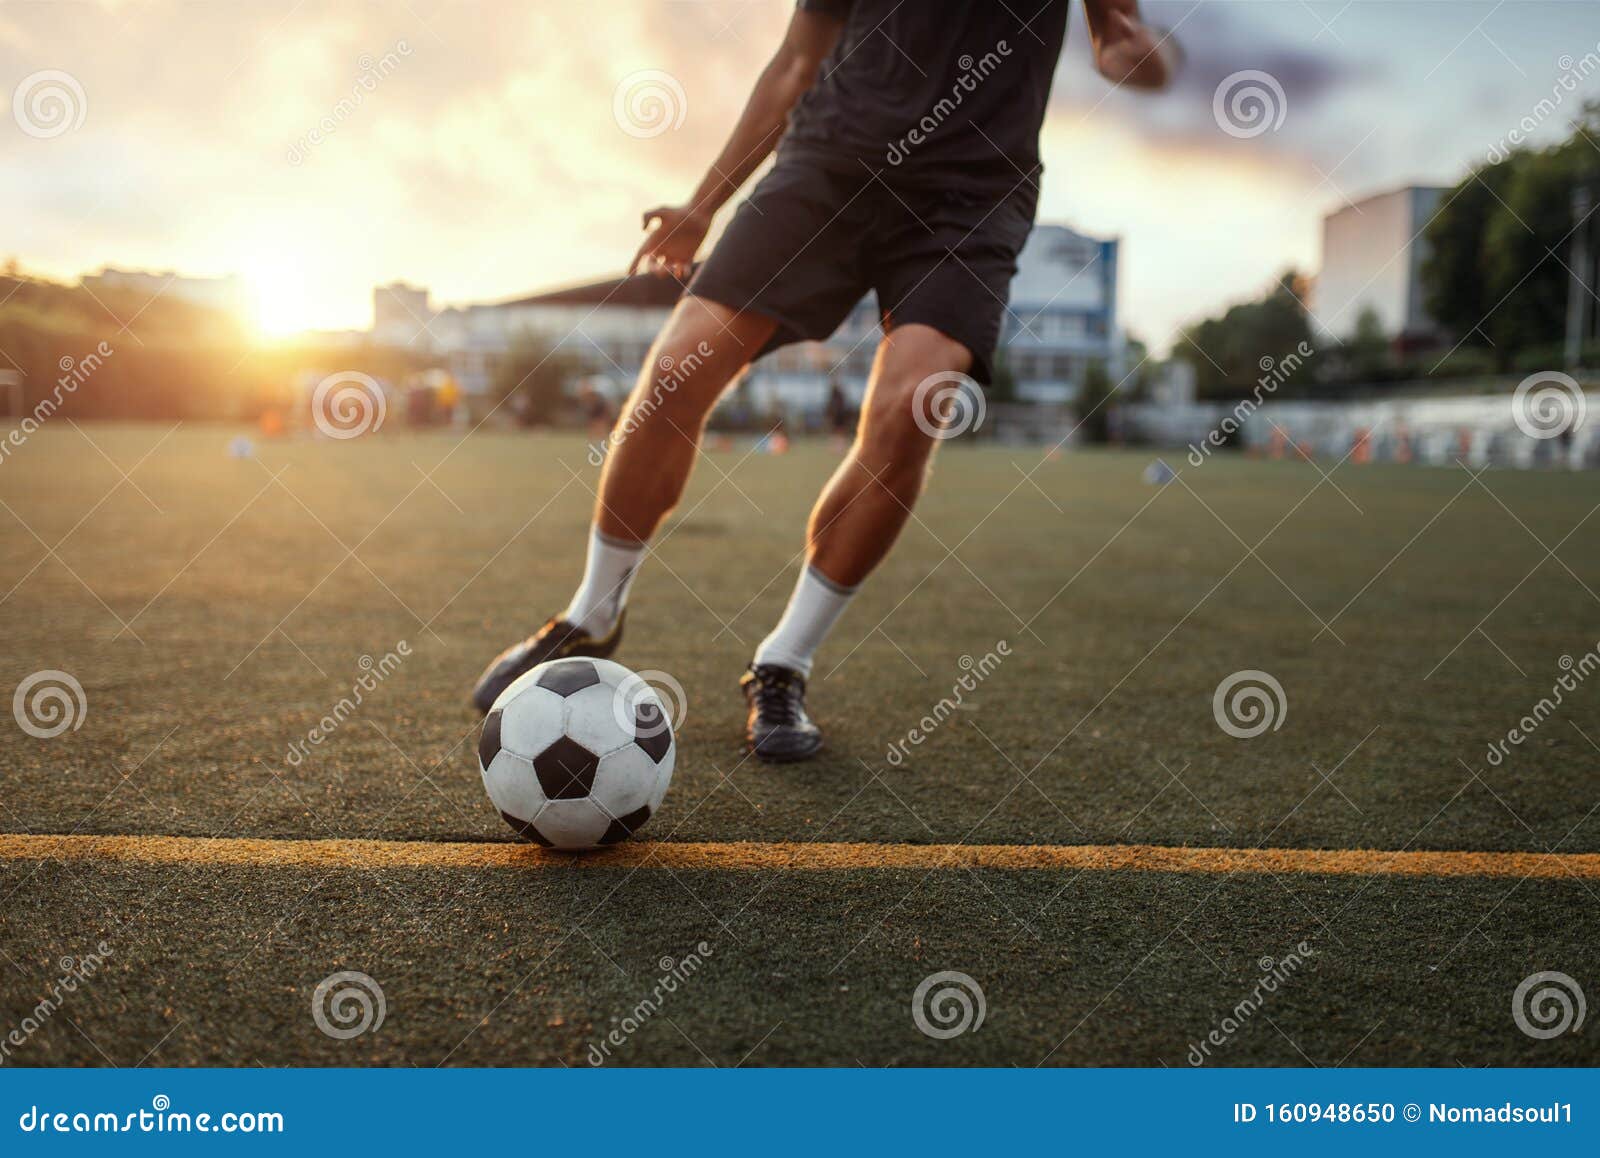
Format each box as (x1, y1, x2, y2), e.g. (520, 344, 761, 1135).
(752, 564, 858, 679)
(562, 527, 646, 637)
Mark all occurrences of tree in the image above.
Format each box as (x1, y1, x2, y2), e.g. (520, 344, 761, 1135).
(1421, 103, 1600, 365)
(1172, 271, 1315, 397)
(988, 346, 1018, 404)
(1421, 155, 1517, 346)
(1341, 305, 1391, 382)
(1075, 360, 1114, 443)
(493, 332, 580, 426)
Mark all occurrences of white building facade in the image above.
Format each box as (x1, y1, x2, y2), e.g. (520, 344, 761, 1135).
(374, 220, 1122, 422)
(1311, 185, 1446, 344)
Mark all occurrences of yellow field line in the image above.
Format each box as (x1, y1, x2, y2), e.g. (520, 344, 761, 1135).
(0, 833, 1597, 878)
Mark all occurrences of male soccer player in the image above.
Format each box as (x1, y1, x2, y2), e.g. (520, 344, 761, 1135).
(473, 0, 1171, 759)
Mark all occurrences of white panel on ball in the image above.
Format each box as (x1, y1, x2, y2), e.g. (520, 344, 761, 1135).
(482, 750, 544, 823)
(593, 744, 659, 817)
(561, 681, 634, 759)
(535, 798, 611, 848)
(496, 683, 567, 757)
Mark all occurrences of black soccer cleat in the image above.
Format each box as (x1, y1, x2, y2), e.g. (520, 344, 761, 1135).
(470, 614, 624, 715)
(740, 663, 823, 762)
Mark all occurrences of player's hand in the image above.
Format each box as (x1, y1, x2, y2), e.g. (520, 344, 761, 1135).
(1094, 10, 1175, 91)
(630, 204, 711, 279)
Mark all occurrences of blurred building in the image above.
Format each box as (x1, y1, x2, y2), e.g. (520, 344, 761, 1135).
(999, 224, 1122, 403)
(82, 267, 252, 320)
(371, 219, 1123, 422)
(1311, 185, 1447, 345)
(372, 282, 436, 347)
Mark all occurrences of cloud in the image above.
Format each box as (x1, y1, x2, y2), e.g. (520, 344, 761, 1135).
(1049, 0, 1379, 169)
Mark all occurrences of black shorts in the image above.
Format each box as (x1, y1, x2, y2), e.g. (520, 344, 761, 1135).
(687, 154, 1037, 385)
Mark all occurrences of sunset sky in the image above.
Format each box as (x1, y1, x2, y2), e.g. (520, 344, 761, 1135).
(3, 0, 1595, 349)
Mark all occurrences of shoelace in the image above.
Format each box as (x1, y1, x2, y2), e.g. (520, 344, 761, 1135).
(750, 667, 802, 726)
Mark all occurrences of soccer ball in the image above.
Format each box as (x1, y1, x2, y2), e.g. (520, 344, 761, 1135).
(478, 657, 675, 850)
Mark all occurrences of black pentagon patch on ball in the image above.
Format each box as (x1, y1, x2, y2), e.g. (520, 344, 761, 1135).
(597, 805, 652, 845)
(533, 735, 600, 800)
(500, 810, 553, 846)
(535, 659, 601, 697)
(634, 702, 672, 764)
(478, 709, 503, 768)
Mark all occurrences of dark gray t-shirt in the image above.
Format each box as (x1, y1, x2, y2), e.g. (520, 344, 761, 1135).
(783, 0, 1070, 188)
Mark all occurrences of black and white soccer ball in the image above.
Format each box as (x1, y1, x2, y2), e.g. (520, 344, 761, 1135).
(479, 657, 675, 850)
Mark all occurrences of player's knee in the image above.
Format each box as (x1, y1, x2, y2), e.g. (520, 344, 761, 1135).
(621, 343, 723, 431)
(858, 327, 973, 463)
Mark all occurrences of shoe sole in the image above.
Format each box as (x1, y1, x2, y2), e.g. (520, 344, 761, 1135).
(748, 735, 824, 763)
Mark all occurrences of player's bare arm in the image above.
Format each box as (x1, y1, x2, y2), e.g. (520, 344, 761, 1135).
(630, 7, 844, 278)
(1083, 0, 1174, 91)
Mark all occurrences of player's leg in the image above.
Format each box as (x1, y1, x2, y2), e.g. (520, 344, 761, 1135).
(471, 296, 774, 713)
(591, 295, 775, 543)
(742, 323, 972, 760)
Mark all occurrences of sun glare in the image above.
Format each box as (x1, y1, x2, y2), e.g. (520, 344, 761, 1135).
(244, 257, 318, 338)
